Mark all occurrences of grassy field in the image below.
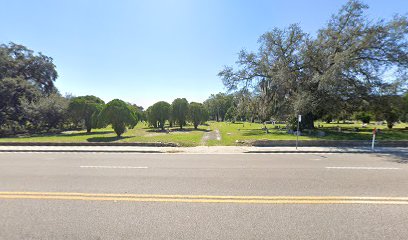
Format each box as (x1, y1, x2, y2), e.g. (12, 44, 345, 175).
(0, 121, 407, 146)
(207, 122, 311, 146)
(0, 122, 208, 147)
(207, 121, 408, 145)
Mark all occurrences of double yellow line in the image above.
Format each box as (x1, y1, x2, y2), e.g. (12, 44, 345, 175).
(0, 192, 407, 205)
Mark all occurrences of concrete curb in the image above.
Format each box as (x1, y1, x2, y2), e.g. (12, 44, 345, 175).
(0, 150, 399, 154)
(0, 147, 405, 154)
(0, 142, 179, 147)
(0, 140, 407, 148)
(251, 140, 408, 147)
(244, 150, 394, 154)
(0, 150, 164, 153)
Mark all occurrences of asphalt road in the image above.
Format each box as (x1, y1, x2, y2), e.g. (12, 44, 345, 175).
(0, 152, 407, 239)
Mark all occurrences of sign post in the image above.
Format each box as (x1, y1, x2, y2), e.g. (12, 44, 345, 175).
(371, 128, 376, 151)
(296, 115, 301, 150)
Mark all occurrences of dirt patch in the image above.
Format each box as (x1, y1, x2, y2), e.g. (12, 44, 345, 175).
(201, 129, 221, 145)
(145, 133, 168, 137)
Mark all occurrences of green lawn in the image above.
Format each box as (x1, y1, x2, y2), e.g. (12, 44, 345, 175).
(312, 122, 408, 141)
(207, 122, 313, 146)
(207, 121, 408, 145)
(0, 122, 207, 147)
(0, 121, 407, 146)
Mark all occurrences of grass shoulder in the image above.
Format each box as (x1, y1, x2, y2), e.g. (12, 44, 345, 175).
(1, 121, 407, 146)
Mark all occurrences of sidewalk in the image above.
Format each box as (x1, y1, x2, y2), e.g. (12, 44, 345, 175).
(0, 145, 406, 154)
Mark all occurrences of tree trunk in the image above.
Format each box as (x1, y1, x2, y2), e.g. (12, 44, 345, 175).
(85, 119, 92, 133)
(300, 112, 315, 130)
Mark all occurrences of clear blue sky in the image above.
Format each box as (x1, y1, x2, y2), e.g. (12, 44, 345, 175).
(1, 0, 407, 108)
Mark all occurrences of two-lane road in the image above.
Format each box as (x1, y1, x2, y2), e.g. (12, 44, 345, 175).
(0, 152, 407, 239)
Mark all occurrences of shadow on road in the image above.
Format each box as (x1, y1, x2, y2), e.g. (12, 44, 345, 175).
(377, 152, 408, 164)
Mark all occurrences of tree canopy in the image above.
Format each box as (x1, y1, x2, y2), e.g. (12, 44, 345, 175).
(98, 99, 138, 136)
(203, 93, 233, 122)
(0, 42, 58, 94)
(188, 102, 208, 129)
(148, 101, 171, 130)
(171, 98, 189, 129)
(68, 96, 105, 133)
(22, 93, 69, 132)
(0, 43, 59, 135)
(219, 0, 408, 129)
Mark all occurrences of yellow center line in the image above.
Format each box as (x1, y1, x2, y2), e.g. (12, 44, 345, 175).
(0, 192, 407, 204)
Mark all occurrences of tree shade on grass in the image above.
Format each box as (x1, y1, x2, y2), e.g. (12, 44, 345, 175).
(98, 99, 138, 136)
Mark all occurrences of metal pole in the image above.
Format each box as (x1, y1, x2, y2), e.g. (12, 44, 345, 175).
(296, 118, 299, 150)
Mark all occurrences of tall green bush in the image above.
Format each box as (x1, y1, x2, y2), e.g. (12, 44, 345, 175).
(99, 99, 138, 136)
(188, 102, 208, 129)
(148, 101, 171, 130)
(68, 96, 105, 133)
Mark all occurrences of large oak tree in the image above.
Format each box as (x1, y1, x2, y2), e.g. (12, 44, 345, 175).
(219, 0, 408, 129)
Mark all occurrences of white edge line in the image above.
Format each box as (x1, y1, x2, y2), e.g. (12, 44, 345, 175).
(325, 167, 400, 170)
(80, 166, 148, 169)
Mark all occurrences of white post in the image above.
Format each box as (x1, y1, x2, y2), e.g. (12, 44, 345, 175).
(296, 115, 301, 150)
(371, 128, 376, 151)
